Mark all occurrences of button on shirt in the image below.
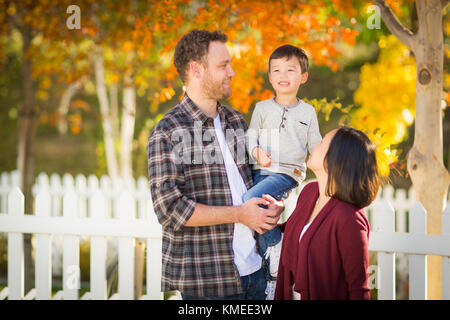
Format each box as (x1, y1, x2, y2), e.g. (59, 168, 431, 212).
(147, 93, 254, 297)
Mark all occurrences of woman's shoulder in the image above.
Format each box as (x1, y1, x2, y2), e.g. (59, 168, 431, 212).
(332, 199, 369, 229)
(300, 180, 319, 195)
(294, 181, 318, 206)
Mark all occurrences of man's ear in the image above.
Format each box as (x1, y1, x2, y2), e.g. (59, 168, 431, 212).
(189, 61, 203, 79)
(301, 72, 308, 84)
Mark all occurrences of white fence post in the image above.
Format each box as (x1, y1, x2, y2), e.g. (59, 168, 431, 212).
(375, 200, 396, 300)
(117, 191, 135, 300)
(7, 187, 25, 300)
(90, 190, 107, 299)
(146, 203, 163, 300)
(62, 190, 80, 300)
(75, 174, 87, 219)
(35, 188, 52, 300)
(442, 203, 450, 300)
(408, 202, 427, 300)
(395, 189, 408, 233)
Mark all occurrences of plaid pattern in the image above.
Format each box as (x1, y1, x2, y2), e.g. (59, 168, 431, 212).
(147, 93, 254, 297)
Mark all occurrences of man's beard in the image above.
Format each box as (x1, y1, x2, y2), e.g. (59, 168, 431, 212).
(201, 70, 232, 101)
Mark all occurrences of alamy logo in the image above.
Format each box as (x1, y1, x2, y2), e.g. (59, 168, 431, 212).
(66, 5, 81, 30)
(168, 123, 281, 168)
(366, 5, 381, 30)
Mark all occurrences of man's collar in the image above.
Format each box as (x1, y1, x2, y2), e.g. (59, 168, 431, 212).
(181, 92, 228, 124)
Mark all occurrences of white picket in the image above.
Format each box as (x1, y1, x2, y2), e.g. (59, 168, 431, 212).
(50, 173, 62, 217)
(62, 173, 74, 191)
(87, 174, 99, 197)
(375, 200, 396, 300)
(442, 204, 450, 300)
(62, 190, 80, 300)
(117, 191, 135, 300)
(146, 237, 163, 300)
(90, 190, 107, 299)
(35, 188, 52, 300)
(7, 187, 24, 300)
(408, 202, 427, 300)
(395, 189, 408, 233)
(146, 205, 163, 300)
(75, 174, 88, 219)
(100, 175, 113, 218)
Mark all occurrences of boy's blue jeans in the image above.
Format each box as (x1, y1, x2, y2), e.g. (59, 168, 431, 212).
(242, 170, 298, 280)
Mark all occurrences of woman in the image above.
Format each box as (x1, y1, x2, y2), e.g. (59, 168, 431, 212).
(274, 126, 380, 300)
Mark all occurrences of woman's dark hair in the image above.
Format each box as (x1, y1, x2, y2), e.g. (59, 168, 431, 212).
(269, 44, 309, 74)
(324, 126, 380, 208)
(174, 29, 228, 84)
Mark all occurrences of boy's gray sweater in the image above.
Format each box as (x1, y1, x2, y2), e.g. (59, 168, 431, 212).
(246, 98, 322, 182)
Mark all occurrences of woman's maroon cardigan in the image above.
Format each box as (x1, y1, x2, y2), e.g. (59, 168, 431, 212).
(274, 181, 371, 300)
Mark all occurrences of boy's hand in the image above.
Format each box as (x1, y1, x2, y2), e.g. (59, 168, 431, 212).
(253, 147, 272, 167)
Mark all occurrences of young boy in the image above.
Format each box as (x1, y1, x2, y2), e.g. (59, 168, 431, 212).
(244, 44, 322, 299)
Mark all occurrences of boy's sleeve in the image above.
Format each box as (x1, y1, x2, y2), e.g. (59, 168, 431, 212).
(307, 109, 322, 154)
(246, 104, 262, 162)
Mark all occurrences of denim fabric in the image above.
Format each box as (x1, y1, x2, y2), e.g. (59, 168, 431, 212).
(242, 170, 298, 280)
(181, 268, 267, 300)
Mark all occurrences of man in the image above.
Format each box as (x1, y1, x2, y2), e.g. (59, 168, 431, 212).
(147, 29, 284, 300)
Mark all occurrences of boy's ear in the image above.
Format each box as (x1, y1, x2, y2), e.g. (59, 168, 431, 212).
(300, 72, 308, 84)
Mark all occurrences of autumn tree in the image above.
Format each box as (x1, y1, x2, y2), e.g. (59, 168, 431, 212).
(0, 0, 69, 293)
(352, 34, 417, 177)
(0, 0, 191, 297)
(373, 0, 450, 299)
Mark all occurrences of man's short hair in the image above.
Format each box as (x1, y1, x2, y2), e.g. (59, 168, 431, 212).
(325, 126, 381, 208)
(268, 44, 309, 74)
(174, 29, 228, 84)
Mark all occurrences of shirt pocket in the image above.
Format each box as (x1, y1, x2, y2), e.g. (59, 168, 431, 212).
(288, 116, 310, 145)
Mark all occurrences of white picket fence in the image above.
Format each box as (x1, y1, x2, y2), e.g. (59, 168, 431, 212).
(0, 171, 162, 300)
(0, 170, 449, 300)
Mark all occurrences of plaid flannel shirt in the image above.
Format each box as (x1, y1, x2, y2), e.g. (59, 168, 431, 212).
(147, 93, 254, 297)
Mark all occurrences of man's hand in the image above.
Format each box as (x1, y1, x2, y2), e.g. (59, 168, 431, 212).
(238, 195, 284, 234)
(261, 193, 284, 215)
(252, 147, 272, 167)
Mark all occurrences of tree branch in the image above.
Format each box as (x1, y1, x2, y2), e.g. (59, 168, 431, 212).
(442, 0, 449, 10)
(372, 0, 415, 52)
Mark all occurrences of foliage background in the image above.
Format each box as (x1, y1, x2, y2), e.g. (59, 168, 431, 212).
(0, 0, 448, 185)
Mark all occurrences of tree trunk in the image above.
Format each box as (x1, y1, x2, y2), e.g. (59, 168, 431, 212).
(109, 81, 120, 140)
(375, 0, 450, 299)
(406, 0, 450, 299)
(57, 79, 83, 135)
(94, 47, 120, 181)
(120, 72, 136, 181)
(17, 26, 37, 295)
